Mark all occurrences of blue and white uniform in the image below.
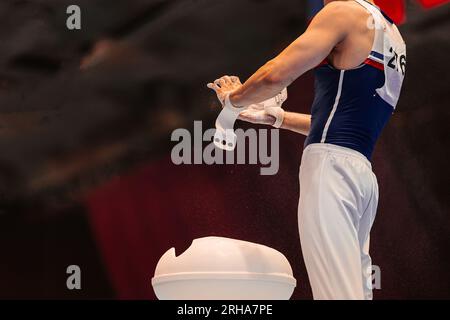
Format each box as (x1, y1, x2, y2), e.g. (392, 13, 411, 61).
(298, 0, 406, 300)
(305, 1, 405, 160)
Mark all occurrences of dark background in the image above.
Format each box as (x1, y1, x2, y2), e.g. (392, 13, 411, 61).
(0, 0, 448, 299)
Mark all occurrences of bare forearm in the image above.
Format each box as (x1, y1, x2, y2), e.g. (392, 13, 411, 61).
(229, 61, 289, 107)
(280, 111, 311, 136)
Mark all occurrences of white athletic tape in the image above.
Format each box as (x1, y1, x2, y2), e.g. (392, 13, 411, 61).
(213, 88, 288, 150)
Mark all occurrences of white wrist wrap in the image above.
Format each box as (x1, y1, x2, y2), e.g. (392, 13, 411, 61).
(266, 106, 285, 128)
(257, 88, 287, 128)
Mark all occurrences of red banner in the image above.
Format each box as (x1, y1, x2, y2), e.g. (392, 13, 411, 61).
(417, 0, 450, 8)
(374, 0, 406, 24)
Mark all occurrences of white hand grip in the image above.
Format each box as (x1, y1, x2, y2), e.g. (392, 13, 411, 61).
(213, 88, 288, 151)
(214, 108, 240, 151)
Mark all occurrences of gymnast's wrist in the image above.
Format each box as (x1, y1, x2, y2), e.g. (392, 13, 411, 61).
(267, 107, 285, 128)
(228, 90, 243, 108)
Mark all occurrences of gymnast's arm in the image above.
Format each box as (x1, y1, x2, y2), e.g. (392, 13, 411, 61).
(279, 112, 311, 136)
(229, 2, 350, 107)
(237, 104, 311, 136)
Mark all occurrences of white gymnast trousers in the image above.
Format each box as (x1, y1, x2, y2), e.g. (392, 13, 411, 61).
(298, 143, 379, 300)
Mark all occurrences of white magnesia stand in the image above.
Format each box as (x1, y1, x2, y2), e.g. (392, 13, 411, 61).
(152, 236, 296, 300)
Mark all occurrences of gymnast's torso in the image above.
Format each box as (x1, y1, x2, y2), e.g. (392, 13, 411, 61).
(304, 0, 406, 160)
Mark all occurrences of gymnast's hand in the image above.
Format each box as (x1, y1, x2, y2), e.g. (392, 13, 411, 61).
(207, 75, 242, 106)
(238, 104, 277, 126)
(208, 75, 285, 128)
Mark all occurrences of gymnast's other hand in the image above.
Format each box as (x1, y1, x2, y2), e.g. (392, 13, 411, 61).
(238, 103, 277, 126)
